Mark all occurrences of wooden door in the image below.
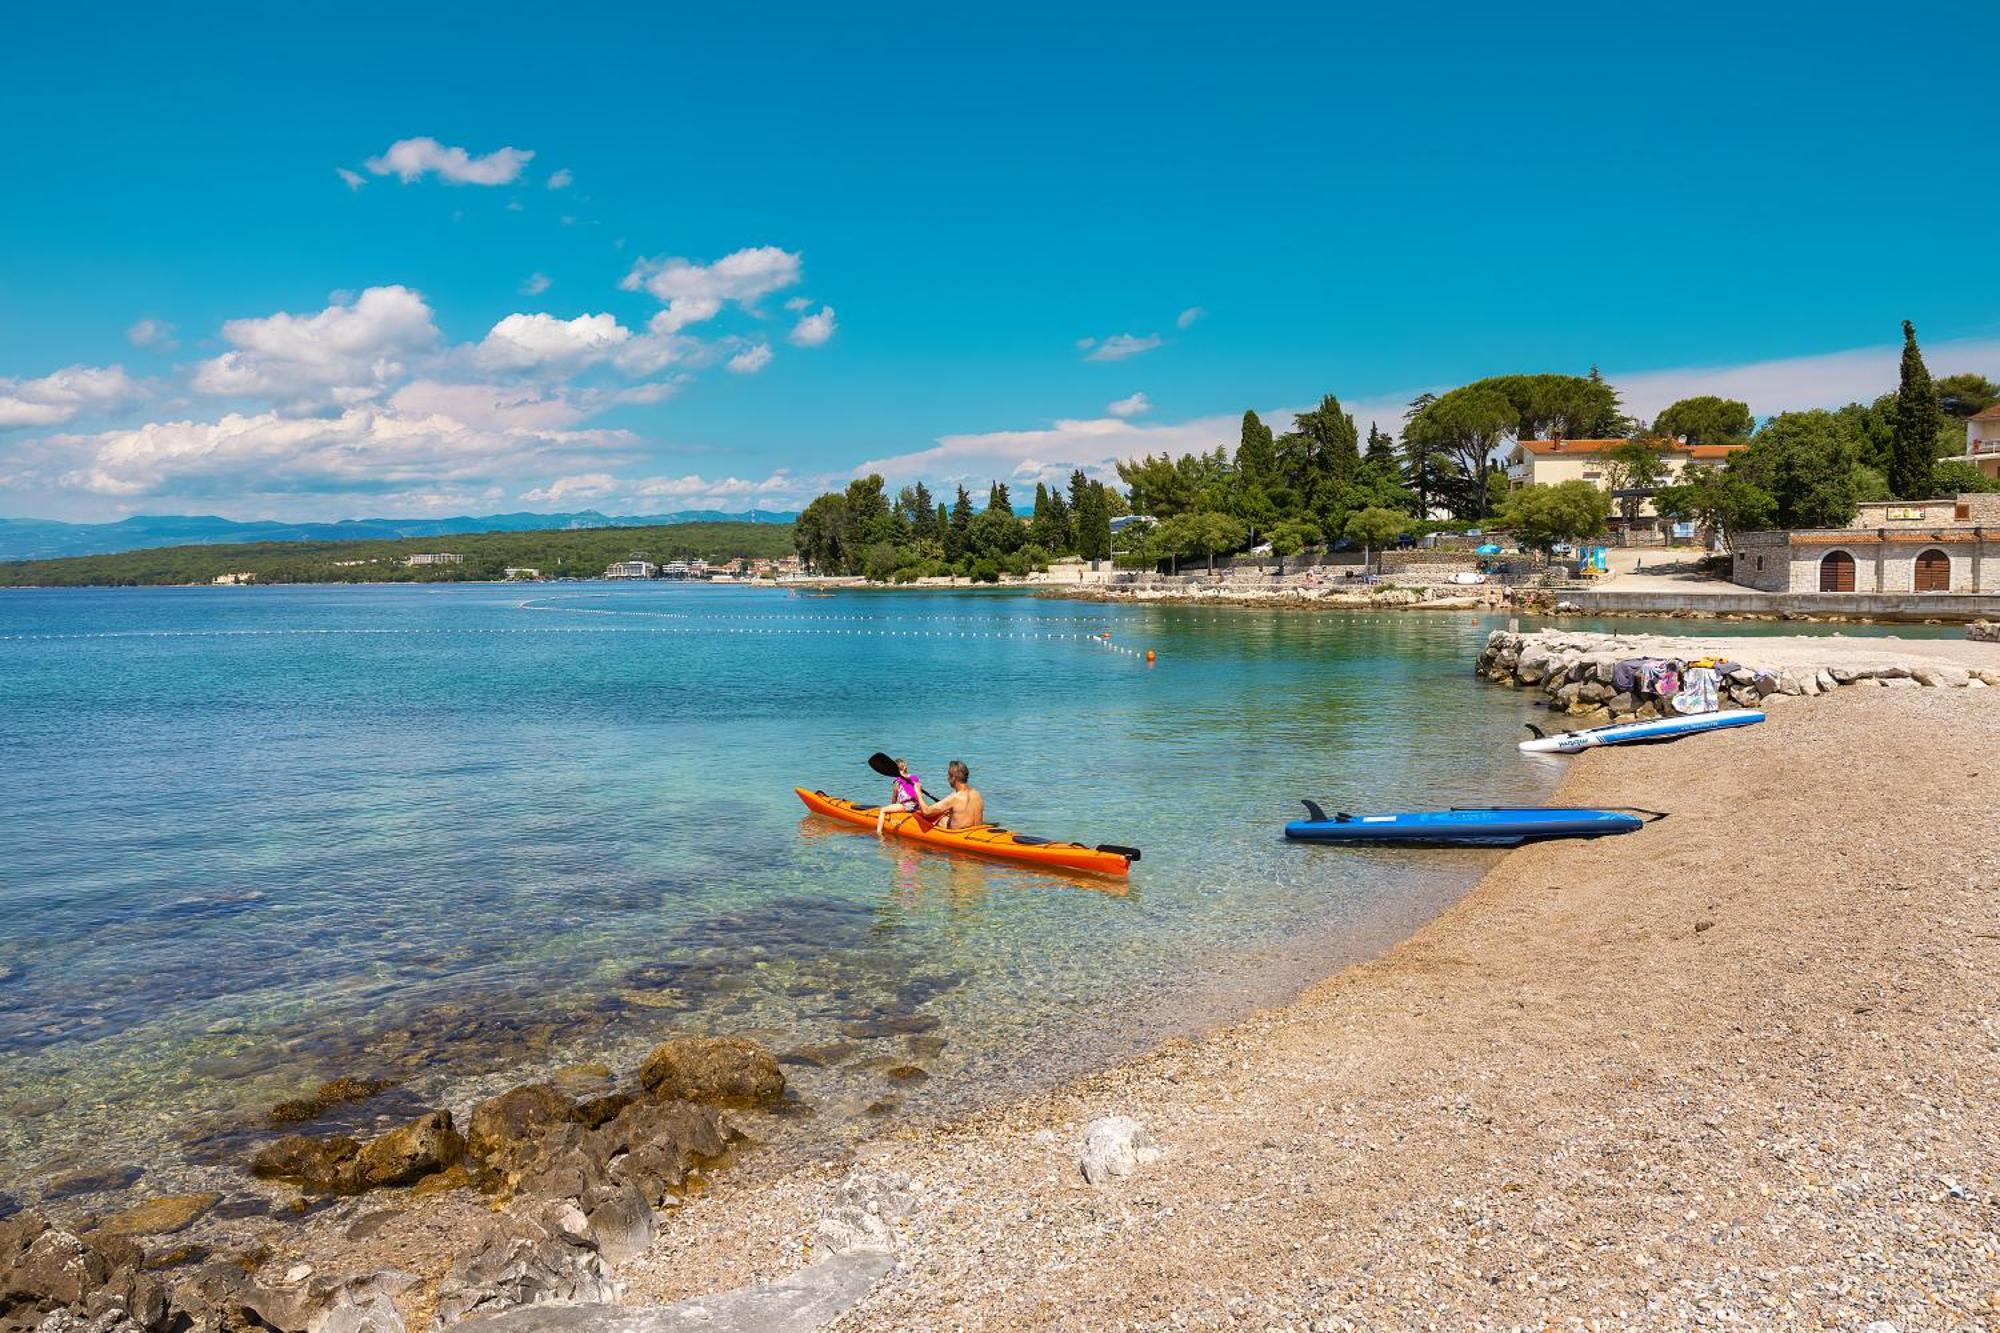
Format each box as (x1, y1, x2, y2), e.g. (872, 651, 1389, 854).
(1914, 548, 1950, 592)
(1818, 550, 1855, 593)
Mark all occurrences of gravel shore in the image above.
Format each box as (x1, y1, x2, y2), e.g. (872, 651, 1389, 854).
(626, 685, 2000, 1330)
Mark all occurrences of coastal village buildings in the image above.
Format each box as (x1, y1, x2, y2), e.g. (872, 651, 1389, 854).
(210, 571, 254, 585)
(1731, 492, 2000, 593)
(502, 567, 542, 580)
(1504, 438, 1746, 519)
(1966, 403, 2000, 481)
(605, 560, 658, 579)
(405, 552, 463, 567)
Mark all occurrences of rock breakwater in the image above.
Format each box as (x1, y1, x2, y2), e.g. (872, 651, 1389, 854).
(1477, 628, 2000, 725)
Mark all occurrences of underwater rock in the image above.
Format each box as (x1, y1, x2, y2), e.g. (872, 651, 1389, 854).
(352, 1111, 464, 1190)
(40, 1167, 143, 1201)
(636, 1036, 784, 1109)
(95, 1194, 219, 1238)
(251, 1134, 362, 1193)
(266, 1076, 397, 1128)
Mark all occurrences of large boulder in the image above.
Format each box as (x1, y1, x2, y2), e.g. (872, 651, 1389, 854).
(592, 1099, 730, 1205)
(1080, 1116, 1159, 1185)
(467, 1085, 577, 1183)
(431, 1209, 617, 1327)
(0, 1212, 169, 1330)
(635, 1037, 784, 1109)
(353, 1111, 465, 1190)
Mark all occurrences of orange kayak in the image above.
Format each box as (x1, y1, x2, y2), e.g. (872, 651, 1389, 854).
(793, 787, 1138, 877)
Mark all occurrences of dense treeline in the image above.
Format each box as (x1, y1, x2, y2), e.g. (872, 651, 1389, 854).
(792, 470, 1122, 581)
(0, 522, 796, 587)
(792, 323, 1998, 579)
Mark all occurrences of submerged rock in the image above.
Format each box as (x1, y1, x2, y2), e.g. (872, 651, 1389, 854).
(251, 1133, 362, 1193)
(40, 1166, 143, 1201)
(266, 1075, 396, 1128)
(636, 1036, 784, 1109)
(95, 1193, 220, 1237)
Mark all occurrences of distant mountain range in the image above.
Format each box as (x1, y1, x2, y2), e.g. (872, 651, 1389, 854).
(0, 509, 798, 562)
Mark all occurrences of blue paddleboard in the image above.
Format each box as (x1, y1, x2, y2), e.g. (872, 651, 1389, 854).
(1284, 801, 1652, 847)
(1519, 709, 1765, 754)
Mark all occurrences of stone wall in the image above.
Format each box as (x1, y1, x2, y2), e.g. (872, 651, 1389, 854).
(1475, 629, 1999, 726)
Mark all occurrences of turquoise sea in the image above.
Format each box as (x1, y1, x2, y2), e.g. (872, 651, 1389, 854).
(0, 583, 1929, 1208)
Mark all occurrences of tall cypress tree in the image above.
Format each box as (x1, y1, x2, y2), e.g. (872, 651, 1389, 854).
(987, 480, 1011, 513)
(910, 480, 935, 538)
(1889, 320, 1943, 499)
(946, 485, 975, 561)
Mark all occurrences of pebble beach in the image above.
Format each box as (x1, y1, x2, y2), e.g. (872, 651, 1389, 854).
(624, 678, 2000, 1330)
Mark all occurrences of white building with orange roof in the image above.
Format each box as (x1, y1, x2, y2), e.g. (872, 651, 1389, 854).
(1964, 403, 2000, 481)
(1503, 437, 1747, 518)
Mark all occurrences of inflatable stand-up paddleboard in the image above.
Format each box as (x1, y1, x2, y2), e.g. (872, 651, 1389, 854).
(1284, 800, 1661, 847)
(1519, 709, 1764, 754)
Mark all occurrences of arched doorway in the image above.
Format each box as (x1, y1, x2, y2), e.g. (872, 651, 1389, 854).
(1818, 549, 1855, 592)
(1914, 548, 1950, 592)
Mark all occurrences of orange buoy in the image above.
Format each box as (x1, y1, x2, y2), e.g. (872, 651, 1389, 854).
(1145, 649, 1156, 663)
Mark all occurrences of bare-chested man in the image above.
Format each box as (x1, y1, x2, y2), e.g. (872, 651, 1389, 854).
(920, 760, 984, 830)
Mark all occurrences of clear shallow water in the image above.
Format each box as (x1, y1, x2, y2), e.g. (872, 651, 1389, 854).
(0, 583, 1930, 1205)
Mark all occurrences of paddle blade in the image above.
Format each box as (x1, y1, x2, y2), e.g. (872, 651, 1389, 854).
(867, 752, 901, 778)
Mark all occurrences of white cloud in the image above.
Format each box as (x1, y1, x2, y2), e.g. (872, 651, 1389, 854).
(727, 343, 773, 374)
(336, 167, 366, 191)
(387, 380, 588, 433)
(1610, 334, 2000, 425)
(610, 313, 705, 376)
(520, 467, 812, 512)
(546, 168, 573, 190)
(474, 312, 633, 373)
(1106, 392, 1151, 418)
(783, 296, 812, 312)
(364, 137, 534, 186)
(125, 318, 176, 349)
(30, 404, 632, 501)
(0, 366, 139, 430)
(859, 412, 1242, 489)
(620, 245, 802, 330)
(1176, 306, 1204, 330)
(521, 272, 551, 296)
(193, 285, 439, 401)
(1082, 333, 1162, 362)
(788, 305, 836, 348)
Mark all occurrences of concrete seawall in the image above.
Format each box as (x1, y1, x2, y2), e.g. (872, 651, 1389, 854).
(1556, 587, 2000, 622)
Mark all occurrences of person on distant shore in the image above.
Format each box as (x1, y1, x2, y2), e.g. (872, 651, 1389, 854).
(921, 760, 985, 830)
(876, 757, 924, 834)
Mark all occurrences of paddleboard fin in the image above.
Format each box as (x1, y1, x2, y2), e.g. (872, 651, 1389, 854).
(1523, 722, 1547, 739)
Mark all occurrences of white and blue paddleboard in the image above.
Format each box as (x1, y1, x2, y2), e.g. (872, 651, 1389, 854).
(1284, 801, 1656, 847)
(1519, 708, 1765, 754)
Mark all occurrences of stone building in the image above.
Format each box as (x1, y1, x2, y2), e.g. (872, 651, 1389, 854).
(1731, 493, 2000, 593)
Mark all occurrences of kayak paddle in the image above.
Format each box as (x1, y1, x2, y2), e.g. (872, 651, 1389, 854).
(867, 751, 941, 803)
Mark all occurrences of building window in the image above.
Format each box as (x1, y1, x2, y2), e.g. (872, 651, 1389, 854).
(1956, 502, 1970, 521)
(1818, 550, 1856, 593)
(1914, 548, 1950, 593)
(1756, 556, 1764, 571)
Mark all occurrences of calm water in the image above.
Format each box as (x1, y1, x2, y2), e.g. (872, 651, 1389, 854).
(0, 583, 1931, 1205)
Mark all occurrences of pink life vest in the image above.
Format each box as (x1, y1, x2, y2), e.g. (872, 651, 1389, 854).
(894, 773, 922, 806)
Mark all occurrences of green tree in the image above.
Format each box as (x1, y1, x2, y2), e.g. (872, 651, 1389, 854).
(1654, 468, 1776, 546)
(1266, 519, 1322, 574)
(1342, 506, 1407, 566)
(970, 505, 1025, 557)
(1072, 474, 1114, 564)
(987, 480, 1012, 514)
(1653, 395, 1755, 445)
(1232, 409, 1283, 538)
(1399, 392, 1456, 518)
(1735, 410, 1862, 528)
(1928, 459, 2000, 496)
(1935, 372, 2000, 419)
(793, 493, 849, 572)
(1402, 386, 1517, 518)
(896, 481, 937, 539)
(1501, 480, 1611, 554)
(1889, 320, 1944, 499)
(1601, 438, 1675, 526)
(945, 485, 975, 562)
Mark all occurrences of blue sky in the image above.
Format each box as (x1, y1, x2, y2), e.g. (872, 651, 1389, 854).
(2, 1, 1995, 521)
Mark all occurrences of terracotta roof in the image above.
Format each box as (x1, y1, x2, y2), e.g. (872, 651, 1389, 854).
(1513, 438, 1748, 457)
(1970, 403, 2000, 422)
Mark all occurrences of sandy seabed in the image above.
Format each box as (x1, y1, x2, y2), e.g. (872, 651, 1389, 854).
(625, 684, 2000, 1330)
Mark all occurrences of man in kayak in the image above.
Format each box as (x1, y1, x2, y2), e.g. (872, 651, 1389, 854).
(919, 760, 985, 830)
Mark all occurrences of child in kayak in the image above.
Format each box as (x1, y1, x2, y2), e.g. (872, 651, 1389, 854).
(876, 758, 924, 834)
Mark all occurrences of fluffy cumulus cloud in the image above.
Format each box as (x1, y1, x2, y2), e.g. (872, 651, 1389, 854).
(32, 405, 633, 501)
(859, 412, 1242, 490)
(193, 286, 440, 401)
(0, 365, 139, 430)
(727, 343, 773, 374)
(474, 312, 633, 373)
(364, 137, 534, 186)
(1081, 333, 1163, 362)
(546, 168, 573, 190)
(788, 305, 836, 348)
(620, 246, 802, 331)
(1106, 392, 1151, 418)
(521, 272, 551, 296)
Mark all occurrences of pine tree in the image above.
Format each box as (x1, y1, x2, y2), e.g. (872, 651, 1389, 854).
(946, 485, 975, 561)
(911, 480, 935, 538)
(1889, 320, 1943, 499)
(987, 480, 1011, 514)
